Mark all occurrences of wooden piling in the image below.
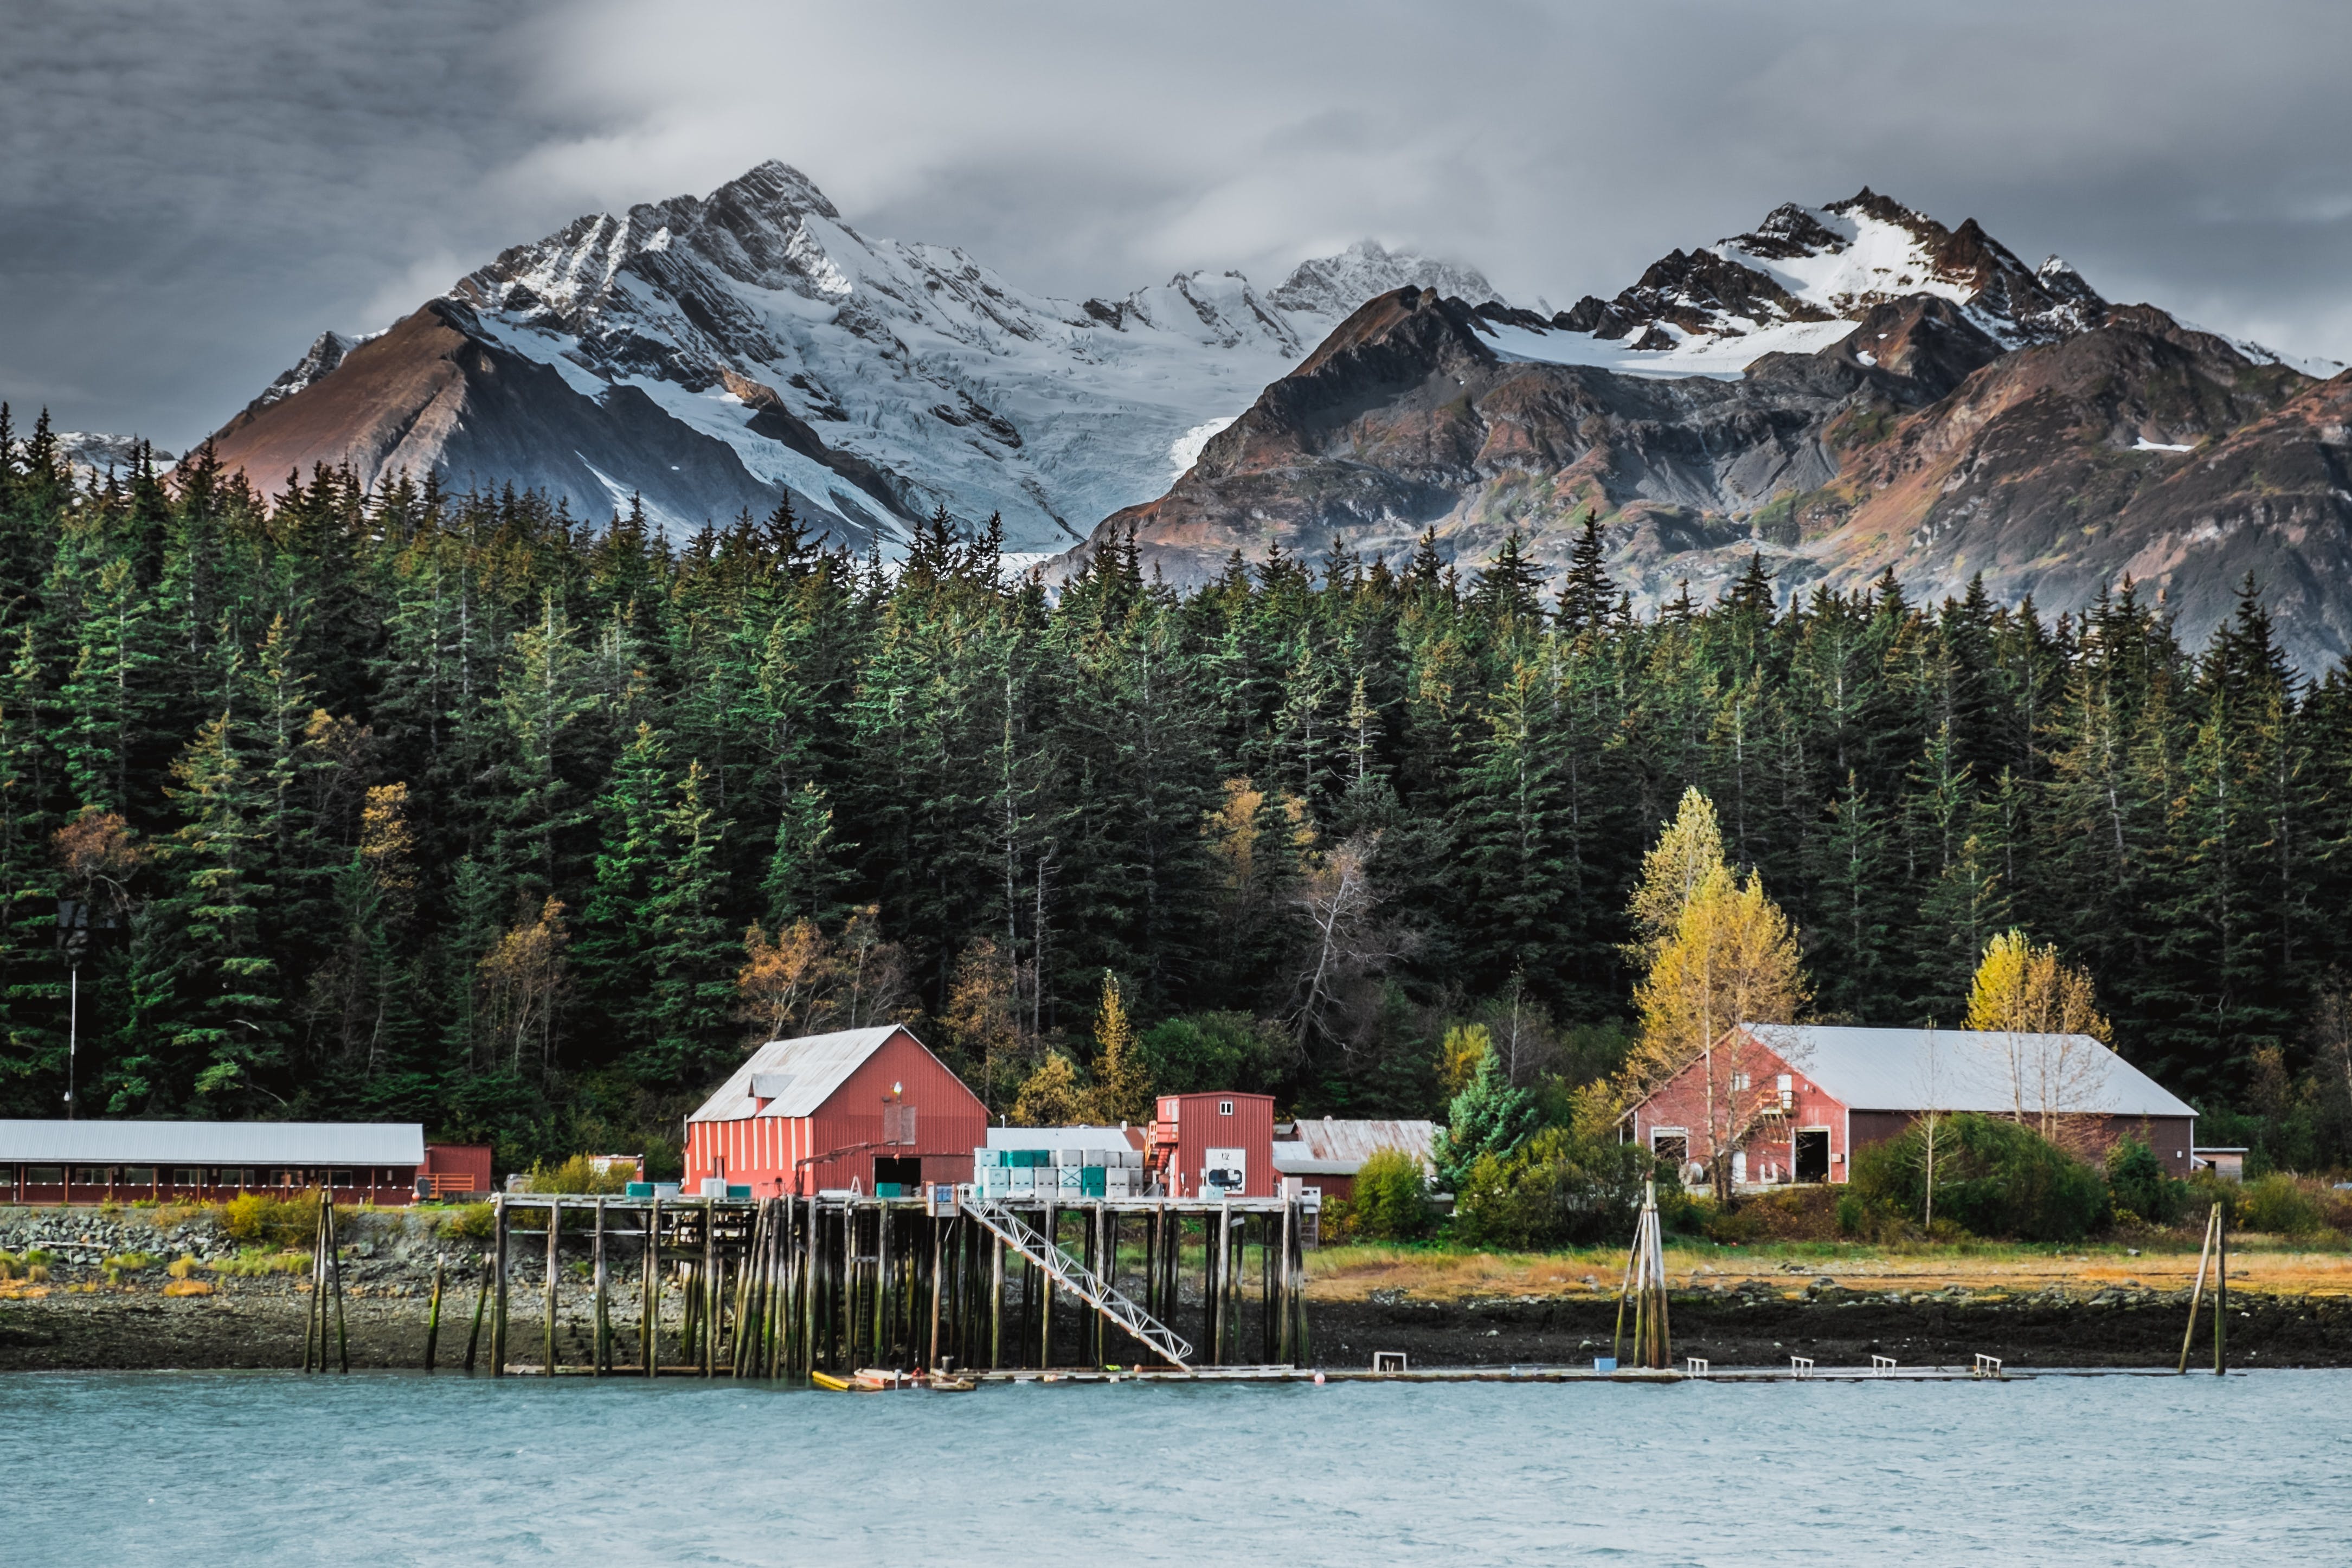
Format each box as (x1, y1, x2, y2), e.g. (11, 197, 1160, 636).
(802, 1191, 818, 1377)
(425, 1253, 446, 1372)
(465, 1252, 490, 1373)
(989, 1232, 1004, 1370)
(2215, 1200, 2228, 1375)
(327, 1196, 349, 1373)
(544, 1198, 561, 1376)
(642, 1196, 660, 1378)
(2177, 1203, 2217, 1374)
(1039, 1199, 1055, 1369)
(301, 1195, 322, 1372)
(593, 1198, 608, 1376)
(928, 1214, 945, 1370)
(491, 1193, 509, 1377)
(702, 1199, 717, 1377)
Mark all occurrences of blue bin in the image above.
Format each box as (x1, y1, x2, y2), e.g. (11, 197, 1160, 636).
(624, 1181, 653, 1198)
(1592, 1357, 1618, 1373)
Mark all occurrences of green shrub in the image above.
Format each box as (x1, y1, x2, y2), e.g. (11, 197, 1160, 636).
(1850, 1113, 2106, 1242)
(442, 1202, 497, 1241)
(2105, 1138, 2187, 1226)
(1452, 1127, 1664, 1249)
(221, 1191, 322, 1249)
(2237, 1173, 2328, 1237)
(1351, 1148, 1437, 1242)
(100, 1251, 160, 1273)
(522, 1154, 636, 1195)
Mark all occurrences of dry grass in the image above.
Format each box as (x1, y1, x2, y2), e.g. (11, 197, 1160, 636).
(1306, 1237, 2352, 1301)
(162, 1279, 216, 1297)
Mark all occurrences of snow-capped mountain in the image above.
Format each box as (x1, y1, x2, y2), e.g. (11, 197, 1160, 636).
(56, 431, 174, 483)
(1457, 188, 2115, 378)
(1076, 190, 2352, 670)
(204, 160, 1490, 550)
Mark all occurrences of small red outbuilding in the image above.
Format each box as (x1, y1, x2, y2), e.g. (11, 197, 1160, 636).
(684, 1025, 988, 1198)
(1148, 1091, 1277, 1199)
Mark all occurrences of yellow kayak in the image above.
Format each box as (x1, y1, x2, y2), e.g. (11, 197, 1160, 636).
(811, 1371, 860, 1392)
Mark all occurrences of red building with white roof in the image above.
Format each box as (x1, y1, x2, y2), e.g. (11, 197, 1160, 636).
(1626, 1024, 2199, 1187)
(684, 1025, 988, 1197)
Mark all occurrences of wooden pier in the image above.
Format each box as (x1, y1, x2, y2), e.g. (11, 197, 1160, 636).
(480, 1191, 1312, 1379)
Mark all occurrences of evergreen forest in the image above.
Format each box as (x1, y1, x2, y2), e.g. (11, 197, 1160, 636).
(4, 408, 2349, 1173)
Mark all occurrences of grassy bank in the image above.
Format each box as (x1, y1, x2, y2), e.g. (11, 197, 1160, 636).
(1307, 1234, 2352, 1302)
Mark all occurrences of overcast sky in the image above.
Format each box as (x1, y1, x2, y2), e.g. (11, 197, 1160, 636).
(5, 0, 2348, 449)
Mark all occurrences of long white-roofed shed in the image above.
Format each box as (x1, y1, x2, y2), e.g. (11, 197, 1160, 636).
(0, 1120, 434, 1205)
(1627, 1024, 2199, 1188)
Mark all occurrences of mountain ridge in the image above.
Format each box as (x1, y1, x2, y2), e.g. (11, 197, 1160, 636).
(198, 160, 1492, 552)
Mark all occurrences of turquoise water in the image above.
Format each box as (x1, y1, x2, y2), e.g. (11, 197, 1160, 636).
(2, 1371, 2344, 1565)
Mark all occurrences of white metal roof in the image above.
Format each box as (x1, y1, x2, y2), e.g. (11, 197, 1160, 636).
(0, 1120, 426, 1166)
(1286, 1117, 1441, 1172)
(984, 1126, 1140, 1152)
(689, 1026, 905, 1122)
(1738, 1025, 2197, 1119)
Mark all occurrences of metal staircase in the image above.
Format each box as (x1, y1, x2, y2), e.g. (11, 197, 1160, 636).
(959, 1196, 1193, 1371)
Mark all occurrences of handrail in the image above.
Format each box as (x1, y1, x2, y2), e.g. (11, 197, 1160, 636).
(959, 1194, 1193, 1371)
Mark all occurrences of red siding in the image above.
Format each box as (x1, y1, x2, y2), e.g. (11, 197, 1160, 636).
(423, 1143, 492, 1195)
(1631, 1032, 2200, 1183)
(1629, 1032, 1855, 1184)
(684, 1027, 989, 1197)
(1150, 1092, 1277, 1199)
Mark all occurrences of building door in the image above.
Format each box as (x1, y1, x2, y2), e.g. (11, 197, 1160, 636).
(1795, 1128, 1830, 1183)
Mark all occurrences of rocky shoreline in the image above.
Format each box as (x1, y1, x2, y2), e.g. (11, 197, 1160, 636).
(6, 1207, 2348, 1373)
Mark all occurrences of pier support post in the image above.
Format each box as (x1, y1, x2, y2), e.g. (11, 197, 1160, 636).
(593, 1198, 608, 1376)
(643, 1197, 660, 1378)
(544, 1198, 560, 1376)
(425, 1253, 446, 1372)
(465, 1252, 490, 1373)
(491, 1194, 509, 1377)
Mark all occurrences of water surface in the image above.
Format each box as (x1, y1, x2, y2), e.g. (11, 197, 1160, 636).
(3, 1370, 2343, 1565)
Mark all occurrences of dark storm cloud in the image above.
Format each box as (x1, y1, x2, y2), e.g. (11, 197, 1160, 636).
(8, 0, 2350, 447)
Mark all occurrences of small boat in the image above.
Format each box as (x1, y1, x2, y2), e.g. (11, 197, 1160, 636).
(922, 1374, 978, 1392)
(811, 1371, 861, 1392)
(852, 1367, 917, 1390)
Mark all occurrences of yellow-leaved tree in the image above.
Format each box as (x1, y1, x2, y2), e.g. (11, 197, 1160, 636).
(1086, 972, 1153, 1124)
(1964, 929, 2113, 1147)
(1611, 789, 1809, 1199)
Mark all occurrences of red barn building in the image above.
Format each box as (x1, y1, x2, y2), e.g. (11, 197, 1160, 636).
(684, 1025, 988, 1198)
(1626, 1023, 2199, 1187)
(1148, 1092, 1277, 1199)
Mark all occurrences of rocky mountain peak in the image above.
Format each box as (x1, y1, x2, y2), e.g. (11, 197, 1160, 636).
(1267, 239, 1493, 318)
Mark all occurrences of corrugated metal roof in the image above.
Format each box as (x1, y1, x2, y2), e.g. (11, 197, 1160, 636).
(0, 1120, 425, 1166)
(1289, 1118, 1440, 1172)
(690, 1026, 902, 1122)
(1739, 1024, 2197, 1119)
(1270, 1140, 1357, 1177)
